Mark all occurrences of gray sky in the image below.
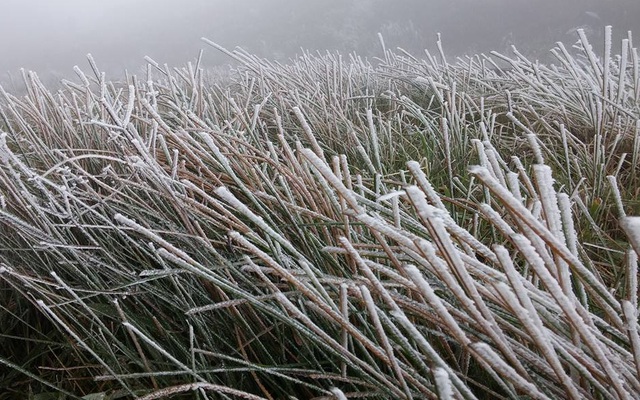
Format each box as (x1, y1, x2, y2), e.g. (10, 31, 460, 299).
(1, 0, 638, 85)
(0, 0, 228, 78)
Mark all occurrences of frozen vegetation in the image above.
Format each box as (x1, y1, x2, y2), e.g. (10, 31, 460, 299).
(1, 27, 640, 399)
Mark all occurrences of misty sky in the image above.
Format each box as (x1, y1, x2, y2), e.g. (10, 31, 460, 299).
(1, 0, 638, 85)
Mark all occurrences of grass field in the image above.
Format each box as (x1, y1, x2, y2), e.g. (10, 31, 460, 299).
(1, 27, 640, 399)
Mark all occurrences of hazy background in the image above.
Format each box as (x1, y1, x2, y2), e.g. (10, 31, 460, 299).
(1, 0, 639, 86)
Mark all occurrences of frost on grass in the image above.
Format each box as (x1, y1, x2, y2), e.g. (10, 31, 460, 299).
(1, 27, 640, 400)
(621, 217, 640, 258)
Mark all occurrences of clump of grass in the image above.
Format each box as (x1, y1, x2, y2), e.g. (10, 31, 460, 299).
(0, 27, 639, 399)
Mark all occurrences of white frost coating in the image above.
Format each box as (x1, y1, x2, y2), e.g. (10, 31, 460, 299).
(239, 264, 274, 274)
(392, 195, 401, 228)
(389, 310, 479, 400)
(138, 269, 184, 277)
(0, 132, 9, 163)
(627, 248, 638, 312)
(360, 285, 410, 395)
(472, 139, 490, 170)
(576, 29, 601, 93)
(406, 160, 446, 210)
(300, 148, 361, 211)
(214, 186, 300, 257)
(405, 185, 436, 217)
(603, 26, 612, 99)
(433, 368, 453, 400)
(275, 290, 406, 394)
(493, 280, 582, 399)
(479, 203, 516, 236)
(412, 235, 529, 375)
(339, 283, 349, 378)
(292, 106, 324, 159)
(376, 190, 406, 203)
(122, 322, 195, 377)
(354, 213, 416, 250)
(533, 165, 563, 239)
(198, 132, 232, 171)
(528, 134, 545, 165)
(557, 193, 578, 256)
(533, 164, 572, 292)
(366, 108, 382, 171)
(621, 217, 640, 258)
(414, 76, 447, 90)
(471, 342, 551, 400)
(510, 235, 630, 398)
(114, 213, 194, 263)
(622, 300, 640, 379)
(617, 38, 629, 103)
(354, 143, 377, 175)
(101, 97, 123, 127)
(140, 98, 173, 133)
(485, 147, 507, 187)
(607, 175, 627, 218)
(298, 259, 337, 311)
(86, 53, 100, 79)
(330, 388, 348, 400)
(73, 65, 90, 86)
(407, 185, 517, 361)
(471, 166, 621, 313)
(122, 85, 136, 126)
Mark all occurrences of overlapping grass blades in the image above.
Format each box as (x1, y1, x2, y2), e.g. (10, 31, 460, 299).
(1, 28, 640, 398)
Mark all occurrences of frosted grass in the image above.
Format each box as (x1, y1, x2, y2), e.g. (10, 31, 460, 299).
(1, 27, 640, 399)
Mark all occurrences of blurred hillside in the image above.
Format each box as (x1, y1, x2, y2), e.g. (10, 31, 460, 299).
(1, 0, 639, 87)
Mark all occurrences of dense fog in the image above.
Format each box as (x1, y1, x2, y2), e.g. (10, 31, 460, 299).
(1, 0, 639, 85)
